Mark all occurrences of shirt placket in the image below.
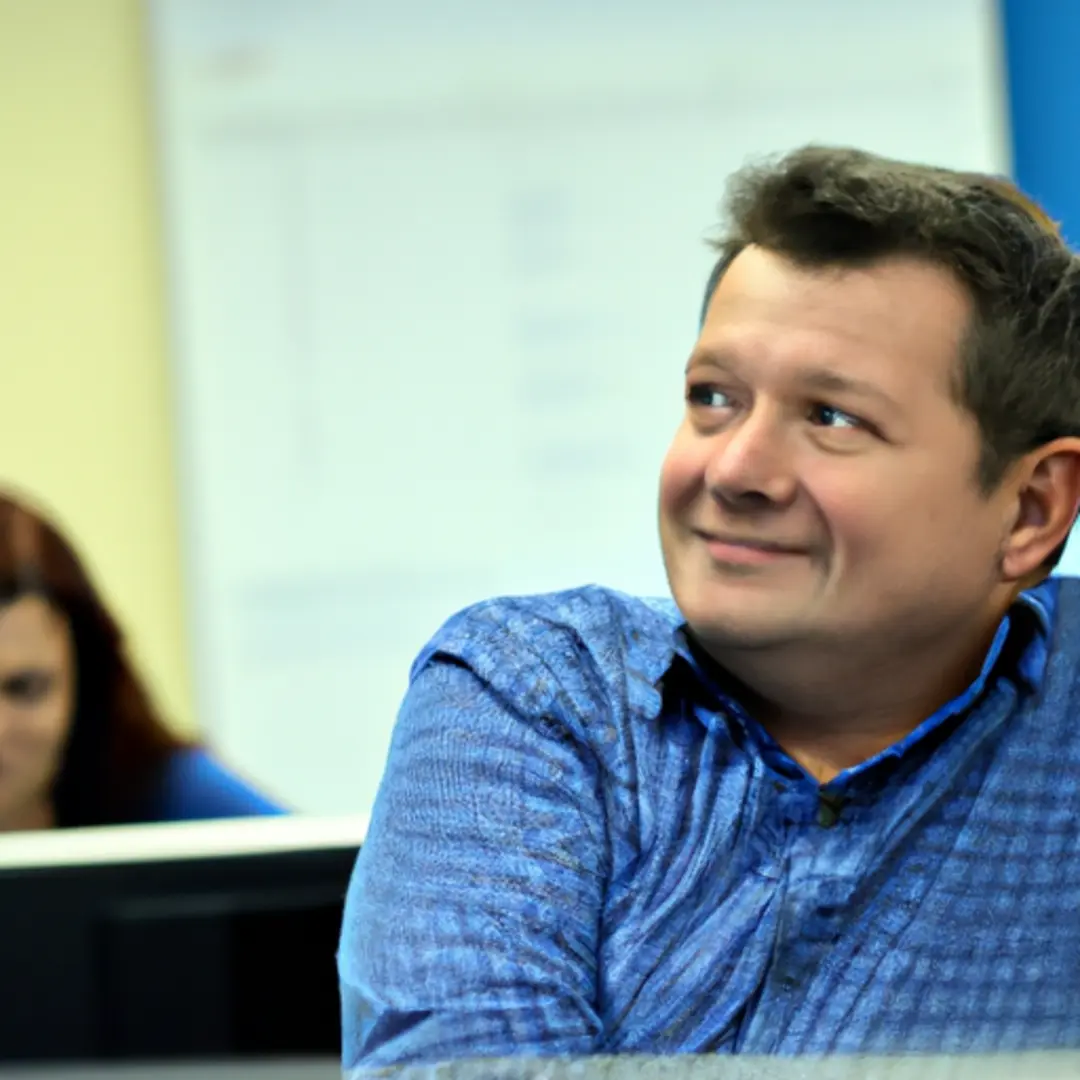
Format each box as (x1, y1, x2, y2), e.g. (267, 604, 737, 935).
(735, 781, 857, 1053)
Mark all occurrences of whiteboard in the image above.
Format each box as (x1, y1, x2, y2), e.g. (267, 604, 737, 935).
(149, 0, 1009, 814)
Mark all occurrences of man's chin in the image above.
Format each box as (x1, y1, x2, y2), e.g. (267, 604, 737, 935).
(682, 603, 811, 652)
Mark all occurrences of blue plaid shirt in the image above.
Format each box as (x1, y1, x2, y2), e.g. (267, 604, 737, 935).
(340, 577, 1080, 1069)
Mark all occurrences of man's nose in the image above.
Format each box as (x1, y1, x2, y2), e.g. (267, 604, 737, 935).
(703, 405, 798, 509)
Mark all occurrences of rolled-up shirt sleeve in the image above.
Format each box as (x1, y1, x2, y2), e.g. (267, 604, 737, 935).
(338, 621, 610, 1070)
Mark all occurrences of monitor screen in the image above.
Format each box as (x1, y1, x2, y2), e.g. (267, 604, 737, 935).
(0, 816, 364, 1064)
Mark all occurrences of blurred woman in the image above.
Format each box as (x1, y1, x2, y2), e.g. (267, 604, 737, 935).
(0, 490, 284, 830)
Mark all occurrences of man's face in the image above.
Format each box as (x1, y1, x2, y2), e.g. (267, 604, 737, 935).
(659, 245, 1018, 657)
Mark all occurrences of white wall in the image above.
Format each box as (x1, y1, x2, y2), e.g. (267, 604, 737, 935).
(149, 0, 1008, 814)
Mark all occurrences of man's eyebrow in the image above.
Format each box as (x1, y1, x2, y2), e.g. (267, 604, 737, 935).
(685, 352, 900, 412)
(684, 349, 738, 375)
(796, 368, 900, 411)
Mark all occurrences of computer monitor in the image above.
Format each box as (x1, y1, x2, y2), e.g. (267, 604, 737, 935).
(0, 815, 364, 1066)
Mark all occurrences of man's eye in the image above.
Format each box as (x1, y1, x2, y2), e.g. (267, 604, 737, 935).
(810, 403, 863, 430)
(686, 385, 734, 410)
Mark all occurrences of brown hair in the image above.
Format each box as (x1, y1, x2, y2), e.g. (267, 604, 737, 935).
(701, 145, 1080, 564)
(0, 491, 191, 826)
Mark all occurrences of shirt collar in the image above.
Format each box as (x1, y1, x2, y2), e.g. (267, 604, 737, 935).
(1010, 576, 1056, 690)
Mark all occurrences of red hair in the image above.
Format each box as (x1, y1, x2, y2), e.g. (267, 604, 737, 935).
(0, 491, 190, 826)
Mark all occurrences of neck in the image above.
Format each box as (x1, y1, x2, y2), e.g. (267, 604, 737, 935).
(0, 797, 56, 833)
(706, 595, 1022, 784)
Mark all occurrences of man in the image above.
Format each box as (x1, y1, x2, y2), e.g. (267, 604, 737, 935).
(338, 146, 1080, 1068)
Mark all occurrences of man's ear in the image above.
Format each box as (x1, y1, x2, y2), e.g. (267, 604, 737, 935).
(1000, 438, 1080, 580)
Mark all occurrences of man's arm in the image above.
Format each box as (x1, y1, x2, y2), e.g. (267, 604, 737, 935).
(338, 646, 609, 1069)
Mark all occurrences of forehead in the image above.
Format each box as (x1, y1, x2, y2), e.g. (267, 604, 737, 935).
(697, 246, 973, 400)
(0, 596, 71, 668)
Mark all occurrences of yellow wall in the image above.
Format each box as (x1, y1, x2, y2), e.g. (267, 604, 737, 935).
(0, 0, 193, 733)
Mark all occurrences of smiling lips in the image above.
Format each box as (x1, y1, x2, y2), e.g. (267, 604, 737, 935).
(694, 530, 808, 565)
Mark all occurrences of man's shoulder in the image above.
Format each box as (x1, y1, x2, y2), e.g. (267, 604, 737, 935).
(1036, 575, 1080, 645)
(411, 585, 683, 684)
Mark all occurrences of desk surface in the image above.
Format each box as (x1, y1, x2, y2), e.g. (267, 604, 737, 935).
(0, 813, 367, 870)
(345, 1051, 1080, 1080)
